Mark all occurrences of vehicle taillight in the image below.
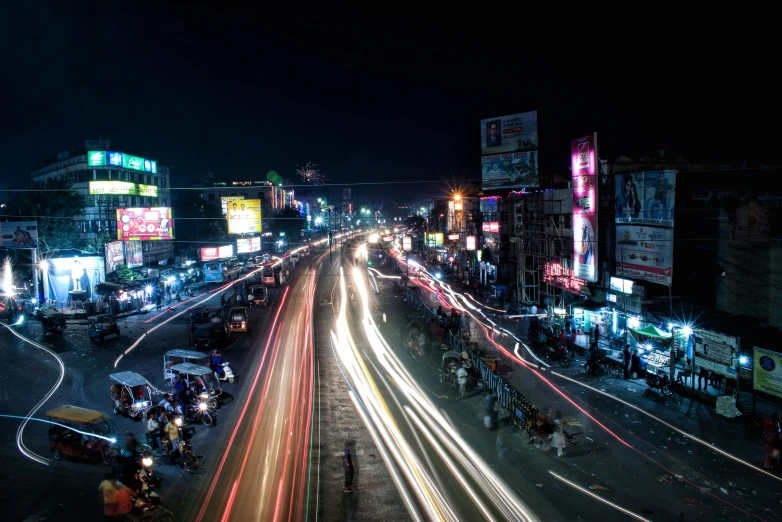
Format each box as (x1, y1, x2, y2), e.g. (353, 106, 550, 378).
(241, 322, 246, 329)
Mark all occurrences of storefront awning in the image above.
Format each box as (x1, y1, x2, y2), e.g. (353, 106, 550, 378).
(630, 325, 671, 339)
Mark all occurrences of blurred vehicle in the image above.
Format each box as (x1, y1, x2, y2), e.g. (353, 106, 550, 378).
(228, 307, 248, 333)
(203, 259, 240, 283)
(88, 314, 120, 343)
(193, 321, 231, 351)
(109, 371, 152, 418)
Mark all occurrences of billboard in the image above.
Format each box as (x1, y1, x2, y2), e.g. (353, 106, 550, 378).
(694, 330, 738, 379)
(201, 245, 234, 261)
(236, 237, 261, 254)
(117, 207, 173, 241)
(89, 181, 158, 197)
(89, 151, 157, 173)
(480, 111, 538, 155)
(754, 347, 782, 399)
(0, 221, 38, 249)
(572, 133, 598, 282)
(221, 196, 245, 216)
(125, 240, 143, 267)
(616, 224, 673, 286)
(466, 236, 476, 251)
(615, 170, 677, 226)
(448, 234, 460, 240)
(425, 233, 444, 247)
(402, 236, 412, 251)
(105, 241, 125, 273)
(87, 151, 106, 166)
(481, 152, 539, 190)
(227, 199, 262, 234)
(46, 255, 105, 302)
(482, 222, 500, 233)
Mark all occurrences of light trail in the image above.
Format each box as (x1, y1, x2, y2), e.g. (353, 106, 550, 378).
(548, 471, 652, 522)
(0, 414, 117, 444)
(0, 320, 66, 465)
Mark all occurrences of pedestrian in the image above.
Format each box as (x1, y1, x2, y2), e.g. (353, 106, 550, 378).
(456, 364, 469, 400)
(483, 389, 498, 430)
(697, 366, 710, 391)
(99, 472, 119, 521)
(676, 358, 693, 386)
(343, 446, 354, 493)
(552, 412, 567, 457)
(623, 344, 632, 379)
(147, 412, 162, 451)
(764, 426, 779, 469)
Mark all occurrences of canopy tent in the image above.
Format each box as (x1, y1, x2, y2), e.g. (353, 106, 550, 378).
(630, 324, 672, 339)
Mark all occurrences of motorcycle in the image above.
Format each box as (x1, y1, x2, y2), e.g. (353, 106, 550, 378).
(545, 346, 571, 368)
(645, 370, 673, 396)
(175, 397, 216, 426)
(213, 362, 236, 384)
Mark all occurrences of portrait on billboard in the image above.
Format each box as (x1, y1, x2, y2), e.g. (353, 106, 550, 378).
(227, 199, 261, 234)
(485, 120, 502, 148)
(480, 111, 538, 155)
(0, 222, 39, 249)
(615, 171, 676, 227)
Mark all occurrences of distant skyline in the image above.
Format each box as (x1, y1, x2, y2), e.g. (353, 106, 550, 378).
(2, 6, 778, 200)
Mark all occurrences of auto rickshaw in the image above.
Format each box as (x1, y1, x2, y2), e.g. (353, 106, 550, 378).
(247, 284, 268, 307)
(164, 349, 209, 380)
(46, 404, 115, 464)
(228, 307, 248, 333)
(38, 309, 67, 336)
(88, 314, 120, 343)
(109, 371, 152, 419)
(193, 321, 231, 351)
(169, 362, 221, 409)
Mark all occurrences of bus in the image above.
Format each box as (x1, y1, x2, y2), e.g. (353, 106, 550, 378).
(203, 259, 241, 283)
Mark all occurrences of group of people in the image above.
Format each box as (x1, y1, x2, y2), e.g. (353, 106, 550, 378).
(100, 432, 162, 520)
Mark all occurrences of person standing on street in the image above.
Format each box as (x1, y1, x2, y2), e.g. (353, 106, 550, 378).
(764, 426, 779, 469)
(483, 389, 498, 430)
(99, 472, 119, 521)
(456, 364, 469, 400)
(343, 446, 354, 492)
(552, 412, 567, 457)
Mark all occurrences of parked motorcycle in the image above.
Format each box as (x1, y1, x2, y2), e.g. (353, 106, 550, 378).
(545, 347, 571, 368)
(645, 371, 673, 396)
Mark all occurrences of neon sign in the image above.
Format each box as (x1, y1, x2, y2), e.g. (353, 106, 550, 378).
(543, 262, 585, 294)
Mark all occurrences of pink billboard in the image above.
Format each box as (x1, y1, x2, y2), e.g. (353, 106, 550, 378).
(571, 133, 598, 283)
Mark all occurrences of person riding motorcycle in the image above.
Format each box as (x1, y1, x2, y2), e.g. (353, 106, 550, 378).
(220, 292, 226, 307)
(210, 350, 225, 377)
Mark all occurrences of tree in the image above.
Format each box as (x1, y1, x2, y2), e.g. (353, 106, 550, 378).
(12, 178, 85, 255)
(110, 263, 145, 283)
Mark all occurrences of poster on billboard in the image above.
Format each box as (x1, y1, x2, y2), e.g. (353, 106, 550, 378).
(402, 236, 412, 251)
(201, 245, 234, 261)
(480, 111, 538, 155)
(221, 196, 245, 215)
(105, 241, 125, 273)
(46, 255, 105, 302)
(616, 224, 673, 286)
(615, 170, 677, 226)
(481, 152, 539, 190)
(754, 347, 782, 399)
(572, 133, 598, 282)
(694, 330, 738, 378)
(466, 236, 476, 251)
(237, 237, 261, 254)
(125, 240, 143, 267)
(116, 208, 173, 241)
(90, 181, 158, 197)
(227, 199, 261, 234)
(0, 221, 38, 249)
(482, 222, 500, 233)
(425, 233, 444, 247)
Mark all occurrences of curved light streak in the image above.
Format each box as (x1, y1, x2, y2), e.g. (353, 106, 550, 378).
(548, 471, 652, 522)
(0, 321, 66, 465)
(0, 414, 117, 444)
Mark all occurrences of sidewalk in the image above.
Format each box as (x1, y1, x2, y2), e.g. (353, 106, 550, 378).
(405, 270, 780, 474)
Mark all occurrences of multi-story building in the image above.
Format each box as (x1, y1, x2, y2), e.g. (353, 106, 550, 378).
(31, 140, 173, 264)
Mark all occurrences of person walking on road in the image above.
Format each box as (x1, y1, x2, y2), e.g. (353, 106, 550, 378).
(552, 412, 567, 457)
(483, 389, 498, 430)
(456, 364, 469, 400)
(343, 446, 354, 493)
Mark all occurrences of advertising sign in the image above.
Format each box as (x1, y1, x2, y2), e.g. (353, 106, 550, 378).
(572, 133, 598, 282)
(402, 236, 412, 251)
(0, 221, 38, 249)
(87, 151, 106, 167)
(105, 241, 125, 273)
(143, 159, 157, 173)
(616, 224, 673, 286)
(753, 347, 782, 399)
(89, 181, 158, 197)
(122, 154, 145, 171)
(425, 233, 444, 247)
(46, 255, 105, 302)
(125, 240, 143, 268)
(480, 111, 538, 155)
(610, 277, 634, 294)
(383, 236, 394, 242)
(481, 152, 539, 190)
(236, 237, 261, 254)
(466, 236, 476, 251)
(200, 245, 234, 261)
(116, 207, 173, 241)
(448, 234, 460, 240)
(227, 199, 262, 234)
(221, 196, 245, 216)
(482, 222, 500, 233)
(694, 330, 738, 378)
(615, 170, 677, 226)
(544, 262, 586, 294)
(107, 152, 124, 166)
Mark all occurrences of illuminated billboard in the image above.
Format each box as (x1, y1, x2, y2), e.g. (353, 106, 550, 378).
(105, 241, 125, 273)
(89, 181, 158, 197)
(480, 111, 538, 155)
(482, 222, 500, 233)
(572, 133, 598, 283)
(754, 347, 782, 399)
(125, 240, 143, 267)
(402, 236, 412, 251)
(237, 237, 261, 254)
(0, 221, 38, 249)
(116, 207, 173, 241)
(448, 234, 460, 240)
(616, 224, 673, 286)
(425, 232, 443, 247)
(481, 152, 538, 190)
(227, 199, 262, 234)
(221, 196, 245, 216)
(88, 151, 157, 174)
(201, 245, 234, 261)
(466, 236, 476, 251)
(615, 170, 676, 227)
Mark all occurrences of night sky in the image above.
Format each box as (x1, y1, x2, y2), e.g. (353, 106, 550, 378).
(2, 5, 777, 201)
